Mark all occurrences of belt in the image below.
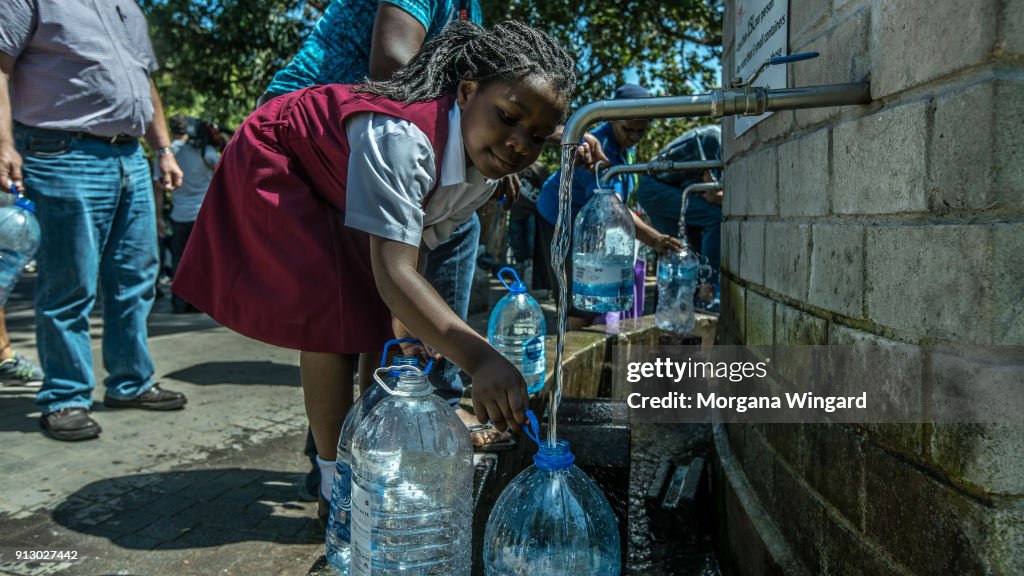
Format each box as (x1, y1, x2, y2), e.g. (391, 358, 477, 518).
(77, 132, 137, 145)
(14, 123, 137, 145)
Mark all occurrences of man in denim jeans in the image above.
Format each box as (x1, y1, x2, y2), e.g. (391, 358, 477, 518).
(0, 0, 188, 441)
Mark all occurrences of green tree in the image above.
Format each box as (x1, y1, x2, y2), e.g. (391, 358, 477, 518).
(484, 0, 723, 166)
(141, 0, 322, 128)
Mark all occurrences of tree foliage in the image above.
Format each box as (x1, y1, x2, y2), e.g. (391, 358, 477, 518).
(142, 0, 723, 161)
(141, 0, 321, 128)
(484, 0, 724, 164)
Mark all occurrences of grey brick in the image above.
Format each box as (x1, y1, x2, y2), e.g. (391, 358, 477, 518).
(863, 442, 988, 574)
(993, 223, 1024, 344)
(929, 347, 1024, 494)
(789, 0, 831, 43)
(872, 0, 999, 98)
(764, 221, 811, 301)
(721, 276, 746, 345)
(828, 325, 926, 456)
(793, 9, 871, 128)
(832, 103, 928, 214)
(770, 457, 825, 574)
(931, 80, 1024, 211)
(804, 424, 865, 530)
(722, 115, 756, 163)
(739, 219, 765, 285)
(1006, 0, 1024, 56)
(809, 223, 863, 317)
(722, 219, 740, 274)
(745, 290, 775, 345)
(773, 303, 827, 391)
(728, 148, 779, 216)
(866, 225, 993, 342)
(778, 130, 829, 217)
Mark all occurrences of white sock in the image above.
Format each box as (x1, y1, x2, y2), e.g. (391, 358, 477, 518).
(316, 455, 335, 501)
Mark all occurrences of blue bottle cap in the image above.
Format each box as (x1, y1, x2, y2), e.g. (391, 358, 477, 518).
(14, 196, 36, 213)
(380, 338, 433, 374)
(523, 409, 575, 471)
(497, 267, 527, 294)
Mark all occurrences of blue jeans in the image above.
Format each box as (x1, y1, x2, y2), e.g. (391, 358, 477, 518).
(16, 125, 159, 414)
(424, 213, 480, 404)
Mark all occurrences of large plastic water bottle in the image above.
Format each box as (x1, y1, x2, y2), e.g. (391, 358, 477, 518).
(0, 186, 41, 306)
(326, 340, 433, 574)
(488, 267, 546, 395)
(484, 410, 621, 575)
(656, 244, 700, 333)
(572, 187, 636, 312)
(349, 364, 472, 575)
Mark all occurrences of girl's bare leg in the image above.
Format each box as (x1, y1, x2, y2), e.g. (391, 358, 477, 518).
(300, 351, 356, 461)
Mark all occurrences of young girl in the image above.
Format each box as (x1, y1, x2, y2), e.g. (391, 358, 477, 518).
(173, 21, 577, 503)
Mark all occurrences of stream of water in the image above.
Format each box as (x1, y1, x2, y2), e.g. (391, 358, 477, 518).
(548, 144, 579, 446)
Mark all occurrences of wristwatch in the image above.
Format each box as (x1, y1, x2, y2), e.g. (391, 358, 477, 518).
(156, 146, 174, 157)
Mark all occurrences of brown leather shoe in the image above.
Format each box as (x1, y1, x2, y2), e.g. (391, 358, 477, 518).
(103, 384, 187, 411)
(40, 407, 102, 441)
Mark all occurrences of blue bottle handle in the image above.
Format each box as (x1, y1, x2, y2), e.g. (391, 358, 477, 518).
(768, 52, 818, 65)
(380, 338, 433, 374)
(497, 266, 526, 293)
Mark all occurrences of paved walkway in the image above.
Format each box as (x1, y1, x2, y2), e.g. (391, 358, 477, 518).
(0, 275, 324, 575)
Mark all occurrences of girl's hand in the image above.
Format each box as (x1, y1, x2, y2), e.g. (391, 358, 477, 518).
(574, 133, 609, 170)
(494, 174, 520, 208)
(651, 233, 683, 256)
(469, 354, 529, 434)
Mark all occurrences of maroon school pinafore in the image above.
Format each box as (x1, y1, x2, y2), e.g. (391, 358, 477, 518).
(173, 85, 452, 354)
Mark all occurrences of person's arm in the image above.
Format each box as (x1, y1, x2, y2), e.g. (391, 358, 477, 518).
(0, 52, 23, 192)
(370, 234, 528, 432)
(633, 209, 682, 255)
(368, 3, 428, 79)
(144, 78, 183, 191)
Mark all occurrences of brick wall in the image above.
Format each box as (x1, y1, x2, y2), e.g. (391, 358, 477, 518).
(717, 0, 1024, 573)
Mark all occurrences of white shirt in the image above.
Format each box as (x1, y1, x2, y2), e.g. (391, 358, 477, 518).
(344, 105, 495, 250)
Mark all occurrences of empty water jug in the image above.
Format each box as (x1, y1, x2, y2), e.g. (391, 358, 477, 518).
(572, 187, 636, 313)
(484, 410, 621, 575)
(0, 185, 40, 306)
(488, 267, 546, 395)
(350, 364, 472, 575)
(655, 244, 700, 334)
(326, 339, 433, 574)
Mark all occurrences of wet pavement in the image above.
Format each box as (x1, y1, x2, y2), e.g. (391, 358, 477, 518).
(0, 275, 324, 575)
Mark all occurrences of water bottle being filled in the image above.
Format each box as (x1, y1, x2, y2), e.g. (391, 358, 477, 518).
(484, 410, 621, 575)
(0, 185, 41, 306)
(572, 186, 636, 313)
(349, 364, 472, 576)
(488, 267, 546, 395)
(656, 243, 700, 334)
(326, 339, 433, 574)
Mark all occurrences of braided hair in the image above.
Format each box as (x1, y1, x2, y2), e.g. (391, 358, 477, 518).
(357, 20, 576, 106)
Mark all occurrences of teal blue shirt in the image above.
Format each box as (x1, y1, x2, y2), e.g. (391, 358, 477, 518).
(266, 0, 482, 95)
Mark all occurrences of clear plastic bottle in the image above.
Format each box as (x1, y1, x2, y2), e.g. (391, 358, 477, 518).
(655, 244, 700, 333)
(484, 410, 621, 575)
(572, 187, 636, 313)
(327, 340, 432, 574)
(0, 187, 40, 306)
(488, 267, 546, 395)
(349, 365, 472, 576)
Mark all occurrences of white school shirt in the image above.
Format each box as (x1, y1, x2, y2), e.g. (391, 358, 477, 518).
(344, 105, 495, 250)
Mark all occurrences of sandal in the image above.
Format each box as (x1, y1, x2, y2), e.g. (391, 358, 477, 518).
(467, 423, 517, 453)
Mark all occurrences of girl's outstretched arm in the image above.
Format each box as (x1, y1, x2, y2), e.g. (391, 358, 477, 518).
(369, 234, 529, 433)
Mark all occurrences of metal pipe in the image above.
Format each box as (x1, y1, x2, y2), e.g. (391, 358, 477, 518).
(599, 160, 724, 187)
(682, 182, 722, 200)
(561, 82, 871, 146)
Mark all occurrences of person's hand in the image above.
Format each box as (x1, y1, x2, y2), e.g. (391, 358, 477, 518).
(703, 188, 723, 206)
(469, 353, 528, 434)
(156, 218, 167, 239)
(494, 174, 520, 209)
(157, 153, 183, 191)
(650, 233, 683, 256)
(390, 317, 440, 363)
(574, 133, 609, 171)
(0, 142, 24, 194)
